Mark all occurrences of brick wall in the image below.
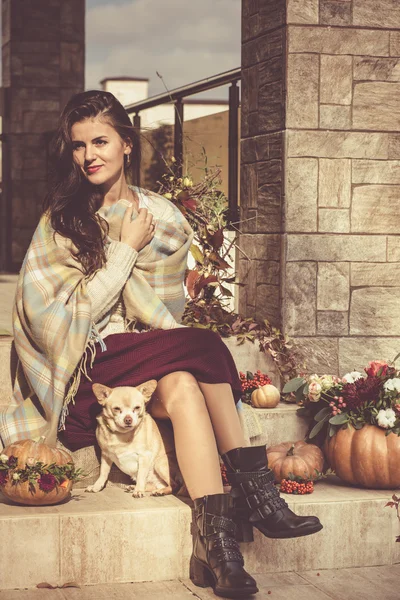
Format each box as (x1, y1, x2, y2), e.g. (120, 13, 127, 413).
(239, 0, 286, 326)
(1, 0, 85, 269)
(241, 0, 400, 374)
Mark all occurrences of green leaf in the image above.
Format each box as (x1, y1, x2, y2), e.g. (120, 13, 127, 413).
(329, 413, 349, 425)
(353, 421, 363, 430)
(296, 407, 309, 417)
(219, 285, 233, 298)
(392, 351, 400, 364)
(328, 424, 336, 438)
(315, 407, 332, 422)
(189, 244, 204, 264)
(282, 377, 306, 393)
(309, 418, 327, 439)
(295, 384, 306, 404)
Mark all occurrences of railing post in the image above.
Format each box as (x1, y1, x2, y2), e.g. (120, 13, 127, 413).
(174, 98, 184, 177)
(133, 113, 141, 187)
(228, 81, 240, 225)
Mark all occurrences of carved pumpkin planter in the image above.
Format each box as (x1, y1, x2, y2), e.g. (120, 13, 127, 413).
(0, 439, 76, 506)
(324, 424, 400, 489)
(266, 440, 324, 483)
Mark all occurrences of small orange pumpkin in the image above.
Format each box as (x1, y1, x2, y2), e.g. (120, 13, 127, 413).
(266, 440, 324, 482)
(251, 384, 281, 408)
(324, 424, 400, 489)
(0, 438, 74, 505)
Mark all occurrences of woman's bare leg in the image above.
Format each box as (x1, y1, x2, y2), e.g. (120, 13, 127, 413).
(198, 382, 246, 455)
(149, 371, 223, 500)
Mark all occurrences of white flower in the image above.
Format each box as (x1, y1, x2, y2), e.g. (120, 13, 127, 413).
(0, 454, 8, 463)
(384, 378, 400, 393)
(342, 371, 363, 384)
(12, 473, 20, 481)
(377, 408, 397, 429)
(308, 382, 322, 402)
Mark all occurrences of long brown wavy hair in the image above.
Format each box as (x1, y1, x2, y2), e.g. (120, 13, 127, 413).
(43, 90, 141, 276)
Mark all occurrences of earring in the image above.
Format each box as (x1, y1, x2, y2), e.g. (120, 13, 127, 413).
(125, 153, 131, 166)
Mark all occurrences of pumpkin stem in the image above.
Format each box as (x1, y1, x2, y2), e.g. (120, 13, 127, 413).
(287, 444, 295, 456)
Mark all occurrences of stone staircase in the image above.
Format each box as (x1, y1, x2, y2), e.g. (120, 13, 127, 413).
(0, 335, 399, 590)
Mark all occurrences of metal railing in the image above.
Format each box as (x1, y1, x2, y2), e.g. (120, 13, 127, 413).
(125, 67, 241, 223)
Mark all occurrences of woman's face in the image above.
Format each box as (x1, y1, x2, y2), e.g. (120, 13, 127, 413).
(71, 116, 131, 189)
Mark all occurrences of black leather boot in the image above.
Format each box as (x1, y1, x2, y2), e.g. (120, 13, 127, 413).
(190, 492, 258, 598)
(221, 446, 323, 541)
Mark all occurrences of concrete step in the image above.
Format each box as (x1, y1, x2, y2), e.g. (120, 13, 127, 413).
(0, 478, 398, 589)
(251, 404, 308, 447)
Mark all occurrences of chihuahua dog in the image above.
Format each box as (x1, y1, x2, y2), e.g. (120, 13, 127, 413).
(85, 380, 180, 497)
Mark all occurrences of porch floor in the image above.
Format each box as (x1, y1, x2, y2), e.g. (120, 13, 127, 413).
(1, 564, 399, 600)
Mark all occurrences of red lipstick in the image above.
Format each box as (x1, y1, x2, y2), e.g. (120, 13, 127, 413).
(86, 165, 102, 175)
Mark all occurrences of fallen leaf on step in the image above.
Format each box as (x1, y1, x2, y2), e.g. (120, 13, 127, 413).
(36, 581, 80, 589)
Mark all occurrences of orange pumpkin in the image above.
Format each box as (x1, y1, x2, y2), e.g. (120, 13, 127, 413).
(324, 424, 400, 489)
(0, 439, 74, 505)
(251, 384, 280, 408)
(266, 441, 324, 482)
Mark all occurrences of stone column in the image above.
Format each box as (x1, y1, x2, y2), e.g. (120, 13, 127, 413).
(240, 0, 400, 374)
(1, 0, 85, 270)
(239, 0, 285, 327)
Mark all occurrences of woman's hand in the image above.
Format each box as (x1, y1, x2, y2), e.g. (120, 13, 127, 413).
(120, 204, 156, 251)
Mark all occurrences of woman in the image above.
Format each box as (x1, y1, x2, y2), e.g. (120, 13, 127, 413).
(0, 91, 322, 598)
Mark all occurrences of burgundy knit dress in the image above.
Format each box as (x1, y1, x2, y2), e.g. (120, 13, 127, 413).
(59, 327, 242, 451)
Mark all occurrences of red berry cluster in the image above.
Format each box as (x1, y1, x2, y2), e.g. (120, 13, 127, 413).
(329, 395, 347, 416)
(280, 479, 314, 494)
(220, 463, 229, 487)
(239, 370, 272, 393)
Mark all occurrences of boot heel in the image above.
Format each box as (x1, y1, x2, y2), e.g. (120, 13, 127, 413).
(236, 520, 254, 543)
(189, 555, 209, 588)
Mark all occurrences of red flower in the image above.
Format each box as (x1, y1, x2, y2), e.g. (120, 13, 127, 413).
(7, 455, 18, 468)
(38, 474, 57, 492)
(342, 376, 381, 411)
(181, 197, 197, 212)
(0, 472, 8, 486)
(365, 360, 389, 378)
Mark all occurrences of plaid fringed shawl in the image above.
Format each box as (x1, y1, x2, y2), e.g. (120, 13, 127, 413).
(0, 187, 193, 447)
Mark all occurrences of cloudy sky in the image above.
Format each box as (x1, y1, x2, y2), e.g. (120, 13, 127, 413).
(86, 0, 241, 98)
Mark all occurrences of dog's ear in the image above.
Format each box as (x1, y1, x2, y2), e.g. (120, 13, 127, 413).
(137, 379, 158, 403)
(92, 383, 113, 405)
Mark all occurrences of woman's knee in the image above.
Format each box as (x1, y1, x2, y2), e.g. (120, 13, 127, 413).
(156, 371, 203, 415)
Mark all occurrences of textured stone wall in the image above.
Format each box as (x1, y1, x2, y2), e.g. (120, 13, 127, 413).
(239, 0, 286, 326)
(1, 0, 84, 269)
(241, 0, 400, 374)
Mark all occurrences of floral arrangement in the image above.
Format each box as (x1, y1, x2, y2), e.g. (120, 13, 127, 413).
(239, 370, 272, 404)
(158, 164, 239, 304)
(0, 453, 84, 494)
(283, 360, 400, 442)
(157, 160, 298, 380)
